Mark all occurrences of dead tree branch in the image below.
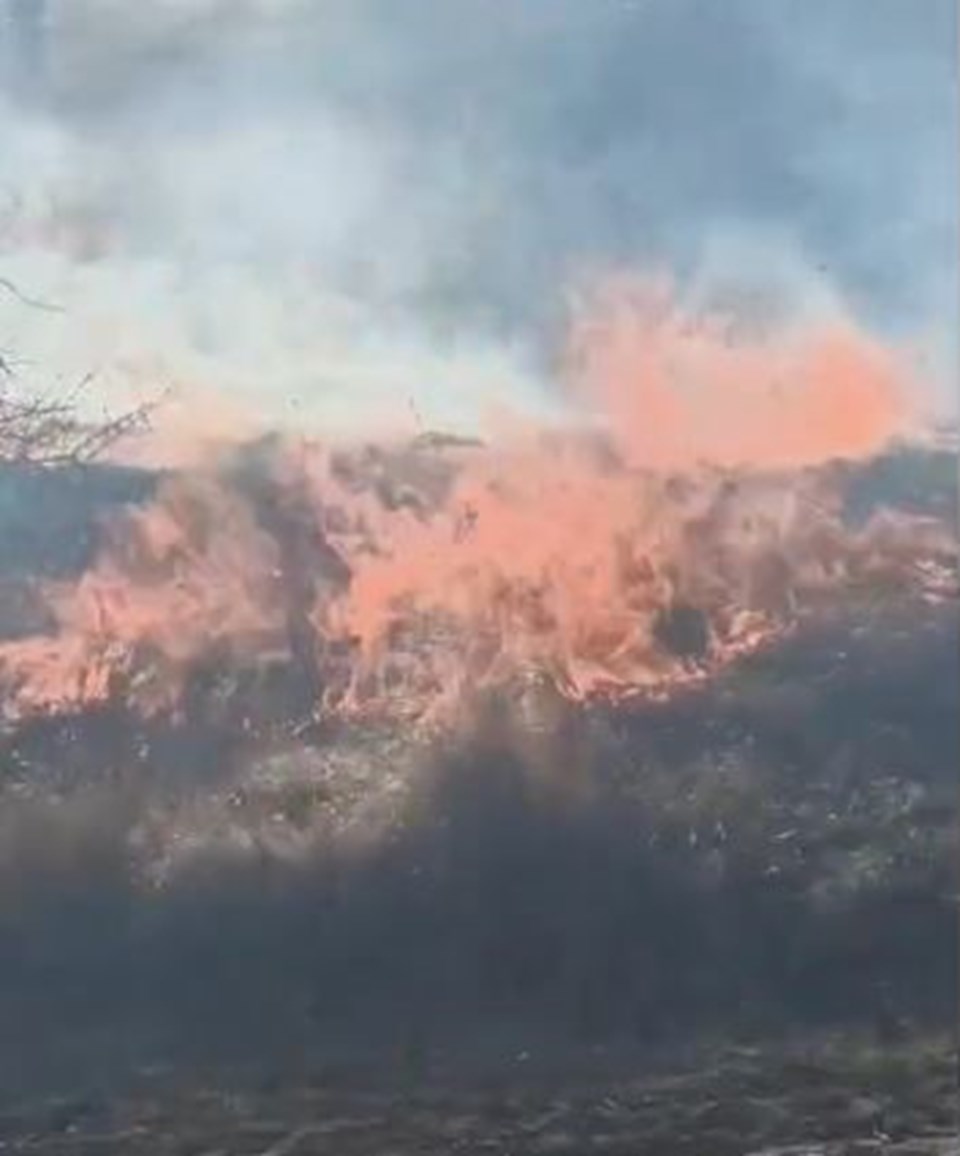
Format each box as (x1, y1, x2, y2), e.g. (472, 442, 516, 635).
(0, 275, 156, 467)
(0, 377, 156, 468)
(0, 276, 63, 313)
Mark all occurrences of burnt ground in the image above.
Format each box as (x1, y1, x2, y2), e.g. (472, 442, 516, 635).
(0, 1034, 955, 1153)
(0, 597, 955, 1154)
(0, 446, 956, 1153)
(0, 1040, 953, 1156)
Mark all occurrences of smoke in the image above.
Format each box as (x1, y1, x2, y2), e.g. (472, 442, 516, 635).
(0, 0, 955, 445)
(0, 100, 548, 443)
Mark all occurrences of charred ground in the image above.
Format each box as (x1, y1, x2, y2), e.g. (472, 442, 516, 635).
(0, 442, 955, 1153)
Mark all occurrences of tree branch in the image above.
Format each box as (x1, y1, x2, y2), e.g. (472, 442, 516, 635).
(0, 276, 64, 313)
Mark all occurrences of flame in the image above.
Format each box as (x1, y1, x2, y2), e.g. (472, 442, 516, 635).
(0, 280, 949, 731)
(570, 276, 911, 471)
(0, 476, 288, 718)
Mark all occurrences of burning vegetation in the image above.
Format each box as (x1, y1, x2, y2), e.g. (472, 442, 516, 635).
(0, 282, 955, 1137)
(0, 283, 951, 736)
(0, 5, 955, 1150)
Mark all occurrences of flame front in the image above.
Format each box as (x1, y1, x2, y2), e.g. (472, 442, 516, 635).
(0, 283, 951, 731)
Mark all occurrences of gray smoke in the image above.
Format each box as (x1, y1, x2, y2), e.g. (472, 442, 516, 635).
(0, 0, 955, 435)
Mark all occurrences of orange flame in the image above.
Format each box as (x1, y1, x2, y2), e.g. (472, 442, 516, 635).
(0, 280, 947, 731)
(570, 276, 911, 470)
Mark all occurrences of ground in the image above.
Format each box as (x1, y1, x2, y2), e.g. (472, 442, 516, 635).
(0, 445, 955, 1155)
(0, 1035, 955, 1154)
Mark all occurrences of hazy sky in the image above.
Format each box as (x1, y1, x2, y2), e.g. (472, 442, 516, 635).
(0, 0, 956, 430)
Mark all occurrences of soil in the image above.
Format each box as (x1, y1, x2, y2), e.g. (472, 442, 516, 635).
(0, 1035, 955, 1154)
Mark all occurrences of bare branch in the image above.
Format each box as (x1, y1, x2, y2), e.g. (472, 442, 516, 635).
(0, 275, 157, 468)
(0, 375, 159, 469)
(0, 276, 64, 313)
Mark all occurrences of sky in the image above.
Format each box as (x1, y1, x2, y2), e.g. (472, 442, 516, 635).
(0, 0, 956, 438)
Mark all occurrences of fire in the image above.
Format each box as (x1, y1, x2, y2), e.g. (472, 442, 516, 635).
(0, 476, 289, 719)
(570, 276, 911, 471)
(0, 281, 950, 731)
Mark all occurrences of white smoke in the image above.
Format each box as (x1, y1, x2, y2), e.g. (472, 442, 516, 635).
(0, 0, 954, 453)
